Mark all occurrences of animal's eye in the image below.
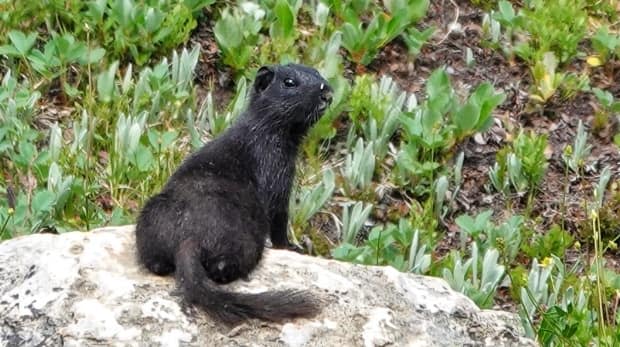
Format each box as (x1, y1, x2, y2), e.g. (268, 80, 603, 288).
(283, 78, 297, 87)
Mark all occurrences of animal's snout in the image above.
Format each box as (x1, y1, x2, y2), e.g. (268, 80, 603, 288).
(320, 91, 333, 105)
(319, 83, 333, 106)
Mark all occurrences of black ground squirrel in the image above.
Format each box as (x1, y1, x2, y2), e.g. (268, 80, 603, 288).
(135, 64, 333, 324)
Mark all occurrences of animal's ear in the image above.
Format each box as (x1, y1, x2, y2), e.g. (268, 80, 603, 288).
(254, 66, 275, 93)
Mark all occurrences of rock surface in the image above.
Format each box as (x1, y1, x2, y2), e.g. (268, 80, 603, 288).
(0, 225, 537, 347)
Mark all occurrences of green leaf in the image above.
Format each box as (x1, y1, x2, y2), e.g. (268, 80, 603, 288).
(496, 0, 516, 26)
(63, 82, 81, 98)
(183, 0, 215, 13)
(407, 0, 430, 21)
(83, 47, 106, 65)
(16, 141, 36, 166)
(455, 215, 476, 235)
(97, 61, 119, 103)
(402, 27, 434, 55)
(8, 31, 37, 55)
(592, 87, 613, 107)
(426, 68, 451, 100)
(270, 0, 295, 41)
(455, 103, 480, 135)
(32, 190, 56, 213)
(341, 22, 361, 52)
(145, 8, 166, 33)
(0, 45, 20, 56)
(161, 130, 178, 148)
(134, 144, 154, 172)
(538, 306, 569, 345)
(214, 9, 242, 49)
(86, 0, 107, 21)
(147, 129, 160, 149)
(332, 243, 363, 261)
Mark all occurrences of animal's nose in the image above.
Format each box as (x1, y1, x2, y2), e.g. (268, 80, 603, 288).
(320, 91, 333, 105)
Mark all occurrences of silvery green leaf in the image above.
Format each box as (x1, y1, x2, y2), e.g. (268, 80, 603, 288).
(434, 175, 449, 217)
(313, 1, 329, 28)
(48, 123, 62, 162)
(121, 63, 133, 94)
(594, 166, 612, 209)
(342, 201, 373, 244)
(97, 61, 118, 103)
(47, 162, 62, 192)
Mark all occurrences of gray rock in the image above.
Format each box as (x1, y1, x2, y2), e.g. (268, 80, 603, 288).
(0, 225, 537, 347)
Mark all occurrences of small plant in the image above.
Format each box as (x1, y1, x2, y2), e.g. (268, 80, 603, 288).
(529, 52, 565, 104)
(189, 76, 248, 144)
(265, 0, 299, 60)
(0, 70, 41, 120)
(521, 225, 574, 260)
(456, 210, 524, 262)
(97, 46, 200, 119)
(489, 130, 549, 198)
(0, 0, 210, 66)
(592, 88, 620, 116)
(96, 0, 208, 65)
(339, 0, 429, 66)
(592, 88, 620, 147)
(341, 137, 376, 197)
(396, 68, 505, 195)
(513, 129, 548, 189)
(401, 27, 434, 57)
(333, 218, 431, 274)
(520, 258, 564, 336)
(453, 81, 506, 139)
(520, 257, 557, 336)
(290, 169, 336, 230)
(561, 120, 591, 175)
(512, 0, 587, 64)
(482, 12, 502, 47)
(339, 201, 373, 245)
(590, 167, 613, 345)
(442, 243, 505, 308)
(214, 3, 264, 73)
(1, 31, 106, 97)
(591, 26, 620, 63)
(348, 74, 409, 161)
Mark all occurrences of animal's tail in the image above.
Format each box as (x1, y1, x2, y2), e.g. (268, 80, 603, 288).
(174, 239, 322, 324)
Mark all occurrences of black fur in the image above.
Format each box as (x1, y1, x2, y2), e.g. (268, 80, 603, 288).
(135, 64, 333, 324)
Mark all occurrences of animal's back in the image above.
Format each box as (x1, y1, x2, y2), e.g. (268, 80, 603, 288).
(135, 131, 266, 277)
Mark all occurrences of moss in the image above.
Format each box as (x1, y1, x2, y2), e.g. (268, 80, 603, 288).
(307, 227, 332, 256)
(470, 0, 499, 11)
(592, 110, 609, 135)
(292, 212, 335, 257)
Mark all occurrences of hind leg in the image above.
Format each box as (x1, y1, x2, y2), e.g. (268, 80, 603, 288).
(137, 230, 175, 275)
(144, 257, 176, 276)
(135, 193, 178, 276)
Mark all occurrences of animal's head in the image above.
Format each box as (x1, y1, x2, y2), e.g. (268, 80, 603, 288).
(249, 64, 333, 131)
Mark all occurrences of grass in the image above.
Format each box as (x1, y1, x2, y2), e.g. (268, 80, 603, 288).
(1, 0, 620, 345)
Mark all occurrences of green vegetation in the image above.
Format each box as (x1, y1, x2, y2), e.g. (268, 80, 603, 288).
(1, 1, 619, 345)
